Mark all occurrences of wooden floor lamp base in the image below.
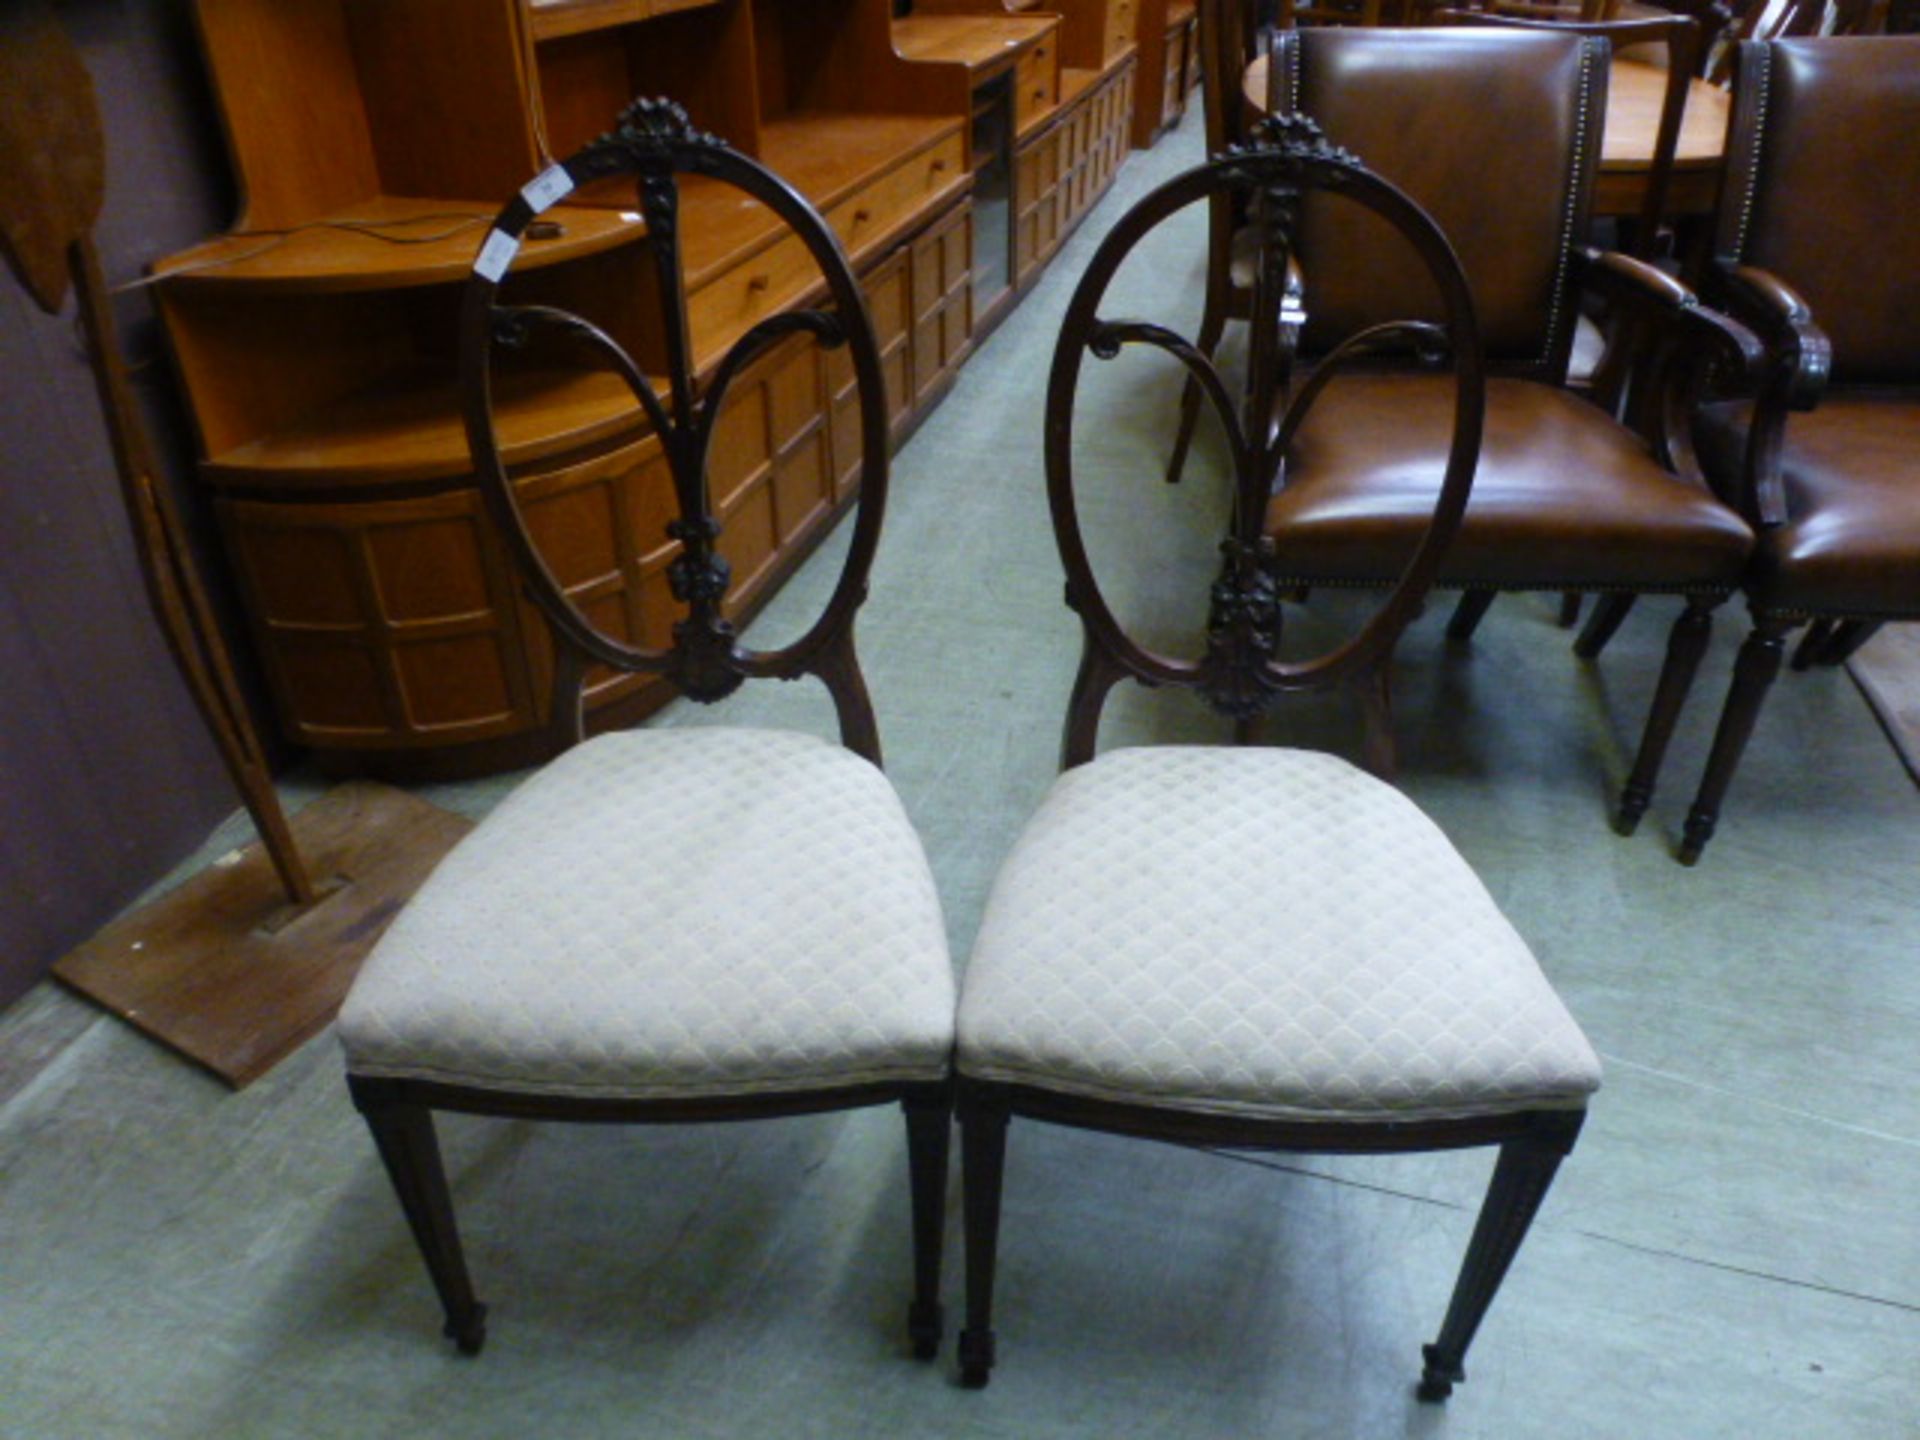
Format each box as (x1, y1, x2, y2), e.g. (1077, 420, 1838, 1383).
(53, 782, 471, 1089)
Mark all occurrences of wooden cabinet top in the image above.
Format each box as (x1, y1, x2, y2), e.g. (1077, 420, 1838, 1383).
(152, 197, 646, 295)
(892, 13, 1058, 73)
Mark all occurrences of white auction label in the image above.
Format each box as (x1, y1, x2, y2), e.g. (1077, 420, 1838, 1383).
(520, 163, 575, 214)
(473, 228, 520, 282)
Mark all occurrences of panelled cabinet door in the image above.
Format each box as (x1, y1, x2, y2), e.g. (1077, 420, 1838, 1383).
(828, 247, 914, 502)
(912, 200, 974, 410)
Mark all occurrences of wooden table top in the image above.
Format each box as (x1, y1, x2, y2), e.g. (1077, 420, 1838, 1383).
(1241, 52, 1731, 213)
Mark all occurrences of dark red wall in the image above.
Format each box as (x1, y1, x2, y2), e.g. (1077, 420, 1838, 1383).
(1, 2, 255, 1008)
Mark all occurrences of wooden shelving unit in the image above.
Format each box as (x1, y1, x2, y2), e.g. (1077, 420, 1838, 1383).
(1129, 0, 1198, 147)
(894, 0, 1136, 330)
(153, 0, 1126, 776)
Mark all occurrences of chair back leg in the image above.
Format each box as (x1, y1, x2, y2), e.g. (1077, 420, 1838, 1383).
(1571, 591, 1636, 660)
(1418, 1110, 1585, 1402)
(1445, 588, 1498, 642)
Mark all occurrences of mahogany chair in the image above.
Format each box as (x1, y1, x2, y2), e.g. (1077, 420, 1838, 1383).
(1259, 29, 1763, 834)
(1675, 36, 1920, 861)
(954, 116, 1603, 1403)
(1436, 7, 1705, 260)
(1712, 0, 1890, 79)
(335, 101, 955, 1355)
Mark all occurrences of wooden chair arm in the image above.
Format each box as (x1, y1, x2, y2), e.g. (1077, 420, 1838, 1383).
(1579, 247, 1766, 379)
(1711, 262, 1833, 411)
(1573, 247, 1769, 509)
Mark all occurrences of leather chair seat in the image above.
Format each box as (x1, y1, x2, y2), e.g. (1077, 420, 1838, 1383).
(1267, 374, 1754, 590)
(1696, 394, 1920, 615)
(339, 727, 955, 1101)
(958, 747, 1602, 1125)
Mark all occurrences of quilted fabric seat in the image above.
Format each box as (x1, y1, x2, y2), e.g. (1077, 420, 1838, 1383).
(958, 746, 1600, 1124)
(340, 727, 954, 1101)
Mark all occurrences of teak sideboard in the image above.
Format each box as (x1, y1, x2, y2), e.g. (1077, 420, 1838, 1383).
(155, 0, 1138, 778)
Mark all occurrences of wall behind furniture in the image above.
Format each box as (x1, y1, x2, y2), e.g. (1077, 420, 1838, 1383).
(0, 1, 256, 1008)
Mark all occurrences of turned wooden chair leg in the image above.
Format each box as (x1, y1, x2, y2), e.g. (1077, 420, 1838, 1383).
(1614, 596, 1714, 836)
(902, 1084, 953, 1361)
(349, 1076, 488, 1355)
(1679, 615, 1795, 866)
(1445, 588, 1497, 642)
(1572, 592, 1636, 660)
(957, 1085, 1012, 1389)
(1418, 1112, 1583, 1402)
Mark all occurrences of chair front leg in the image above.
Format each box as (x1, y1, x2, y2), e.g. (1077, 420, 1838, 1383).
(348, 1075, 487, 1354)
(1418, 1110, 1584, 1402)
(957, 1083, 1013, 1388)
(902, 1083, 954, 1360)
(1615, 595, 1717, 836)
(1680, 613, 1797, 865)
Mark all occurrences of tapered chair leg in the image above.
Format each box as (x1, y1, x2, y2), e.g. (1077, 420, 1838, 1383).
(957, 1085, 1012, 1389)
(1680, 616, 1794, 865)
(1557, 592, 1584, 628)
(1572, 592, 1635, 660)
(1356, 664, 1398, 781)
(1614, 596, 1714, 836)
(1062, 632, 1130, 771)
(1445, 589, 1497, 642)
(349, 1076, 488, 1355)
(902, 1085, 953, 1360)
(1418, 1112, 1583, 1402)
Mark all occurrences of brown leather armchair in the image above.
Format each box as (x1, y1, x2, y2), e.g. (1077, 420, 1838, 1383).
(1261, 28, 1762, 821)
(1677, 35, 1920, 862)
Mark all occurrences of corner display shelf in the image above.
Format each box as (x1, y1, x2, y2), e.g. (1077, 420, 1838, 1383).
(157, 0, 1131, 778)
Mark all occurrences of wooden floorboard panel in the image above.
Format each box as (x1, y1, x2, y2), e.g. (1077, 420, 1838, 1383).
(53, 782, 469, 1088)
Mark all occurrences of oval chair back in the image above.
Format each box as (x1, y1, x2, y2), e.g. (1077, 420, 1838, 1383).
(459, 98, 893, 762)
(1045, 113, 1485, 771)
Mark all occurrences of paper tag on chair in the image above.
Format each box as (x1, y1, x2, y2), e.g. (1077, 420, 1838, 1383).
(473, 228, 520, 283)
(520, 164, 575, 215)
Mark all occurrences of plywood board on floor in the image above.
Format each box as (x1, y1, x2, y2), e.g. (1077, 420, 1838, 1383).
(1848, 623, 1920, 786)
(53, 782, 469, 1088)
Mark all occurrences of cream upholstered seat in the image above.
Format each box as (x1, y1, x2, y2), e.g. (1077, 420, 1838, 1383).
(954, 112, 1597, 1406)
(958, 747, 1599, 1126)
(341, 729, 953, 1101)
(340, 103, 955, 1362)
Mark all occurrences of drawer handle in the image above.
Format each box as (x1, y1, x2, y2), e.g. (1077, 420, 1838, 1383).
(931, 158, 948, 173)
(747, 273, 770, 293)
(854, 207, 872, 224)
